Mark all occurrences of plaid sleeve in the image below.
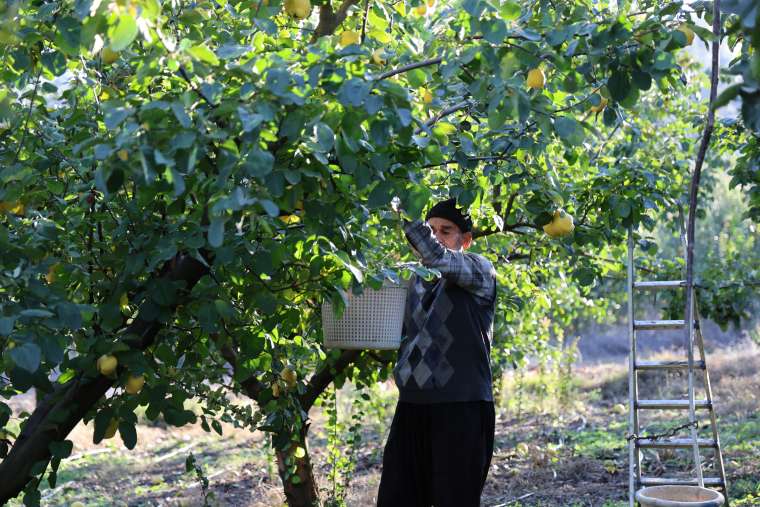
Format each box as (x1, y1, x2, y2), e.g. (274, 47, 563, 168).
(403, 219, 496, 303)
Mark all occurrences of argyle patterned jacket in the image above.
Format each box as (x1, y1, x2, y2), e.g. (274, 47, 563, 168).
(393, 219, 497, 404)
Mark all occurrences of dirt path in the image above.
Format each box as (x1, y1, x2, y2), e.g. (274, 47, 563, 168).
(5, 343, 759, 506)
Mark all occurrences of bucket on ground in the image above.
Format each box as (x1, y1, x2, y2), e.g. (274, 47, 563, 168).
(636, 485, 724, 507)
(322, 281, 407, 350)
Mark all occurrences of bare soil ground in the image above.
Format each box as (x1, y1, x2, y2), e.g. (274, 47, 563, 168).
(6, 342, 760, 507)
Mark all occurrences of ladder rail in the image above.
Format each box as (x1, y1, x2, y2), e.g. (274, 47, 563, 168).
(686, 290, 705, 487)
(627, 229, 639, 507)
(695, 305, 730, 505)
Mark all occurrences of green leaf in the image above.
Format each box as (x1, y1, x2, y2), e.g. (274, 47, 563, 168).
(149, 279, 177, 306)
(208, 218, 225, 248)
(188, 43, 220, 66)
(337, 79, 370, 107)
(483, 18, 507, 44)
(0, 317, 15, 336)
(20, 309, 55, 318)
(652, 50, 675, 71)
(713, 83, 742, 110)
(367, 181, 394, 208)
(631, 69, 652, 91)
(315, 123, 335, 152)
(259, 199, 279, 217)
(56, 302, 82, 330)
(615, 200, 632, 218)
(659, 2, 683, 16)
(9, 343, 42, 373)
(171, 102, 192, 128)
(488, 101, 510, 130)
(109, 14, 138, 51)
(0, 402, 11, 427)
(48, 440, 73, 459)
(39, 334, 64, 365)
(500, 1, 521, 21)
(608, 69, 631, 102)
(554, 116, 585, 146)
(119, 422, 137, 449)
(407, 69, 427, 88)
(575, 267, 596, 287)
(245, 149, 274, 178)
(238, 107, 264, 132)
(55, 16, 81, 56)
(103, 105, 131, 131)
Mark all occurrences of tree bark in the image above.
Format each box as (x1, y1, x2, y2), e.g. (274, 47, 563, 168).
(231, 348, 363, 506)
(312, 0, 361, 41)
(0, 253, 209, 503)
(275, 425, 321, 507)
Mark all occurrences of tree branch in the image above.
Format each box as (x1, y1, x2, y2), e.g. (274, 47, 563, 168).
(299, 349, 361, 411)
(178, 65, 218, 108)
(12, 68, 43, 165)
(313, 0, 361, 40)
(377, 57, 443, 81)
(0, 252, 210, 503)
(360, 0, 370, 43)
(683, 2, 720, 462)
(219, 342, 266, 401)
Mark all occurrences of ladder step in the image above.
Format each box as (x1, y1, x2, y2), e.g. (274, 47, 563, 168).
(637, 399, 711, 410)
(634, 319, 687, 330)
(637, 438, 717, 449)
(639, 477, 724, 487)
(634, 280, 687, 290)
(635, 360, 706, 370)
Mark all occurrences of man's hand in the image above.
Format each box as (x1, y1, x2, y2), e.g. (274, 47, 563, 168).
(391, 196, 404, 217)
(391, 196, 413, 222)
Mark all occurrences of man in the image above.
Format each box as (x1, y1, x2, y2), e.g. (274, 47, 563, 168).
(377, 198, 497, 507)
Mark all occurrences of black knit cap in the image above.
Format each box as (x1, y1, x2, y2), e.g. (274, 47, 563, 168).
(425, 198, 473, 233)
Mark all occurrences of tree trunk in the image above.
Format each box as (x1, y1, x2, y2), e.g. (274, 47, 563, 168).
(275, 425, 320, 507)
(0, 253, 209, 503)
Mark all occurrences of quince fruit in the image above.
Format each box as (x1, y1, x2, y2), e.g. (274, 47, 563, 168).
(526, 68, 545, 89)
(542, 209, 575, 238)
(281, 214, 301, 225)
(372, 49, 387, 65)
(125, 374, 145, 394)
(280, 367, 297, 388)
(0, 201, 25, 215)
(340, 30, 361, 47)
(101, 47, 120, 65)
(46, 263, 61, 284)
(590, 96, 608, 113)
(97, 354, 118, 376)
(677, 24, 695, 45)
(103, 418, 119, 439)
(284, 0, 311, 19)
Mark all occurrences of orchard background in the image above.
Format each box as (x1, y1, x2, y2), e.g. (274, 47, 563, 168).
(1, 0, 759, 505)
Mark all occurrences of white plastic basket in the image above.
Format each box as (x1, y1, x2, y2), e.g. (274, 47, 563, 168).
(322, 282, 408, 350)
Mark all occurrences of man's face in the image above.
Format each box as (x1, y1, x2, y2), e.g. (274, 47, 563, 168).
(427, 217, 473, 251)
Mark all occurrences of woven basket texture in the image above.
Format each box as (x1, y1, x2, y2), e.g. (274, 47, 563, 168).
(322, 283, 407, 350)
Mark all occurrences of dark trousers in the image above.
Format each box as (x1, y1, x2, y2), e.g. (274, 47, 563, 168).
(377, 400, 495, 507)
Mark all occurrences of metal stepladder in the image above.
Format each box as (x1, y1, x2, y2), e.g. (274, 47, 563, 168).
(626, 228, 729, 506)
